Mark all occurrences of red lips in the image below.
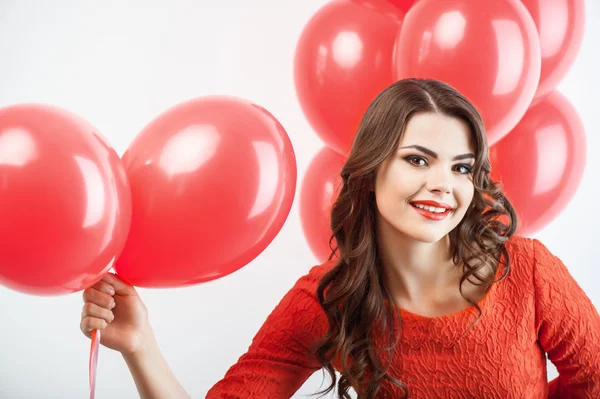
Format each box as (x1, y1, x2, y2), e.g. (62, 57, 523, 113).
(409, 200, 453, 221)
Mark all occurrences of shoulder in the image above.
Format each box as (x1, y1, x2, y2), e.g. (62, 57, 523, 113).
(505, 235, 559, 264)
(264, 260, 337, 340)
(500, 235, 537, 283)
(504, 235, 545, 267)
(504, 235, 567, 284)
(292, 258, 338, 296)
(504, 234, 534, 257)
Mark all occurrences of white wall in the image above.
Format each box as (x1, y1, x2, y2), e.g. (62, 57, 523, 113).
(0, 0, 598, 397)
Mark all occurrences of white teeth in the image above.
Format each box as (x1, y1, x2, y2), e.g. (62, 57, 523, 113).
(413, 203, 448, 213)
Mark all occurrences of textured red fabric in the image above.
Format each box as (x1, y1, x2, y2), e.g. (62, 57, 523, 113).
(206, 236, 600, 398)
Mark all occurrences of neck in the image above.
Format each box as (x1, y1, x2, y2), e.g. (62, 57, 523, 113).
(376, 218, 461, 303)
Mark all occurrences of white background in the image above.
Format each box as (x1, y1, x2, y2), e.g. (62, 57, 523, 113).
(0, 0, 598, 397)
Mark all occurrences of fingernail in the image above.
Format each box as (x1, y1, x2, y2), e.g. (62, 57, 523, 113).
(110, 301, 116, 309)
(108, 287, 115, 295)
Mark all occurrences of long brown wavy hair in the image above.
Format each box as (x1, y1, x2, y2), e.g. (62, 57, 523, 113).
(309, 78, 518, 398)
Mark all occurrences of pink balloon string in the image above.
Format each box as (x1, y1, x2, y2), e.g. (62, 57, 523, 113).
(89, 329, 101, 399)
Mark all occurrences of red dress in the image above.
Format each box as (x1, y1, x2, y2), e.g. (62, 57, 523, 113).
(207, 236, 600, 398)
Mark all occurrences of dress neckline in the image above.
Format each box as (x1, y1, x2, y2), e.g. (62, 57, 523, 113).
(397, 255, 506, 322)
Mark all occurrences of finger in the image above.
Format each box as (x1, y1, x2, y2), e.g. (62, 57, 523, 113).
(90, 280, 115, 296)
(82, 287, 115, 310)
(101, 272, 136, 296)
(80, 316, 108, 336)
(82, 302, 114, 324)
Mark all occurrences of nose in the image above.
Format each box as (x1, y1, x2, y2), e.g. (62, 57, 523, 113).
(426, 166, 452, 194)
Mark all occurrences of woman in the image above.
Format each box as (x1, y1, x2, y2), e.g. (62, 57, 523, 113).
(80, 79, 600, 398)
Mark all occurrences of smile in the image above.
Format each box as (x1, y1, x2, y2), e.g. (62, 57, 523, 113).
(410, 202, 452, 221)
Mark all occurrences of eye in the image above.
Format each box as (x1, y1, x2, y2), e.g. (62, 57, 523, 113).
(453, 164, 473, 174)
(405, 155, 428, 167)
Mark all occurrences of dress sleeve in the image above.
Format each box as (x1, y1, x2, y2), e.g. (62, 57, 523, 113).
(532, 239, 600, 398)
(206, 266, 329, 399)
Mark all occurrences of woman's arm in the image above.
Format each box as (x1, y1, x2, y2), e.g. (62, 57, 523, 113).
(206, 265, 329, 398)
(97, 262, 328, 399)
(532, 239, 600, 398)
(122, 328, 192, 399)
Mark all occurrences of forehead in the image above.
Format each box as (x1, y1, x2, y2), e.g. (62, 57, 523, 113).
(399, 112, 475, 152)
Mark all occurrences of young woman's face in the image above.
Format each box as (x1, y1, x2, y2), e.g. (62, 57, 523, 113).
(374, 112, 476, 243)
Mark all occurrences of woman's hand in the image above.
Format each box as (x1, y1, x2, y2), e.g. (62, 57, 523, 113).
(80, 272, 152, 355)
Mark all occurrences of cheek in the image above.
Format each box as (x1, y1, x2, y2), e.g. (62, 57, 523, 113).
(457, 181, 475, 207)
(379, 164, 420, 192)
(375, 175, 413, 214)
(376, 176, 418, 206)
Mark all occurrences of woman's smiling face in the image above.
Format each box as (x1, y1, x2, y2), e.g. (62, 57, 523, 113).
(374, 112, 476, 243)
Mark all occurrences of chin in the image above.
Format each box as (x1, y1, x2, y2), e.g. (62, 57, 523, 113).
(406, 229, 448, 244)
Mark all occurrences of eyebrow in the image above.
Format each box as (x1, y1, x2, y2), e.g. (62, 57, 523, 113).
(399, 145, 475, 161)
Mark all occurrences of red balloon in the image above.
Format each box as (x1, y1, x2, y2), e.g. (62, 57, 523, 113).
(490, 91, 586, 236)
(388, 0, 418, 14)
(115, 97, 296, 287)
(300, 148, 345, 263)
(294, 0, 404, 156)
(394, 0, 542, 146)
(520, 0, 586, 98)
(0, 104, 131, 296)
